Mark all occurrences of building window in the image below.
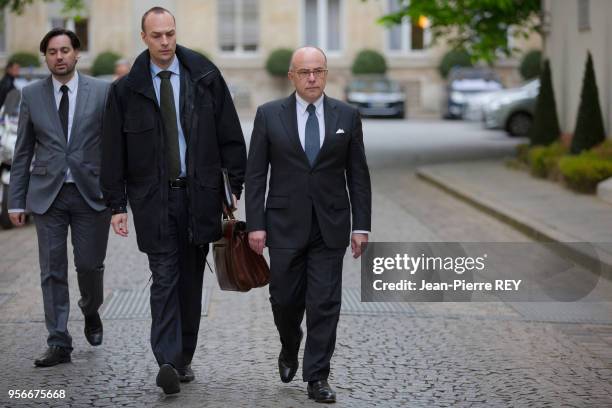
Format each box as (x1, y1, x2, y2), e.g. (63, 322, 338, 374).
(0, 8, 6, 53)
(218, 0, 259, 53)
(386, 0, 429, 53)
(50, 17, 89, 52)
(578, 0, 590, 31)
(303, 0, 342, 52)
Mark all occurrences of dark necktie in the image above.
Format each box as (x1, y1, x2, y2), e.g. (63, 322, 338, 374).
(58, 85, 69, 140)
(158, 70, 181, 180)
(305, 103, 320, 166)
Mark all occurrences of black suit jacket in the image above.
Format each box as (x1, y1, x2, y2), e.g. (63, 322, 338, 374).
(245, 93, 371, 249)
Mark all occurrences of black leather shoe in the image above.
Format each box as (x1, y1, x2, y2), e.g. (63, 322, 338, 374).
(156, 364, 180, 394)
(278, 329, 303, 383)
(307, 380, 336, 403)
(177, 365, 195, 383)
(84, 313, 103, 346)
(34, 346, 71, 367)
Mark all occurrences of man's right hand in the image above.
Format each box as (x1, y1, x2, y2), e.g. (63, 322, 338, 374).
(248, 230, 266, 255)
(9, 212, 26, 227)
(111, 213, 129, 237)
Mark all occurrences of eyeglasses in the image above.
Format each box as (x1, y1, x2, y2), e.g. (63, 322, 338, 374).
(292, 69, 328, 80)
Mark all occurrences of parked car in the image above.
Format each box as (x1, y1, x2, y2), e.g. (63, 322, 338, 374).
(442, 67, 503, 119)
(345, 76, 406, 118)
(483, 79, 540, 137)
(0, 89, 20, 229)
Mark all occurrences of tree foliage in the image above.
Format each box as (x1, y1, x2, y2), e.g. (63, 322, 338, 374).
(377, 0, 541, 64)
(0, 0, 83, 15)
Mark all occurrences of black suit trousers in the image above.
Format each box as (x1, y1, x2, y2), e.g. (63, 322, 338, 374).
(268, 211, 345, 382)
(146, 187, 207, 368)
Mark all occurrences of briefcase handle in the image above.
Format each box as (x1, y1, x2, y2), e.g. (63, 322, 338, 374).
(221, 168, 236, 220)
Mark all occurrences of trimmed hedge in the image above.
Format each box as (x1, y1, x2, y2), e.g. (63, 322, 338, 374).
(558, 154, 612, 193)
(9, 51, 40, 67)
(519, 50, 542, 81)
(91, 51, 121, 77)
(266, 48, 293, 77)
(352, 49, 387, 75)
(438, 49, 472, 79)
(527, 142, 567, 178)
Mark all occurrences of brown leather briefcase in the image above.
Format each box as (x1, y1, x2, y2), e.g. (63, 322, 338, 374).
(213, 214, 270, 291)
(212, 168, 269, 292)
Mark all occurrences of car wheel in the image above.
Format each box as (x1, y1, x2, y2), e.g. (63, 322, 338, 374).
(507, 112, 533, 137)
(0, 181, 13, 229)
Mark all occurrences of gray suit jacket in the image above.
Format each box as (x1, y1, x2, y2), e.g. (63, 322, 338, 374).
(8, 73, 110, 214)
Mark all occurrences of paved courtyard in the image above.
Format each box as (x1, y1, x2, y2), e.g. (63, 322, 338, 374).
(1, 120, 611, 407)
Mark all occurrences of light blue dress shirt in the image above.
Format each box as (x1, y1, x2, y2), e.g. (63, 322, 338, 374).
(150, 57, 187, 177)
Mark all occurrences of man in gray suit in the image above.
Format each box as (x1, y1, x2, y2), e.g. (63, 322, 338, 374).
(8, 28, 111, 367)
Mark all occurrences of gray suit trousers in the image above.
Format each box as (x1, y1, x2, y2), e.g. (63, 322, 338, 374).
(34, 184, 110, 349)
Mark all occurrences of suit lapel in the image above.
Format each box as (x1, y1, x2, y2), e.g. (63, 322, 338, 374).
(69, 74, 90, 146)
(43, 77, 67, 147)
(312, 95, 339, 167)
(279, 93, 310, 165)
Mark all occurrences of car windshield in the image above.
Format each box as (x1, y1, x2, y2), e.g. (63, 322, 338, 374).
(349, 79, 400, 93)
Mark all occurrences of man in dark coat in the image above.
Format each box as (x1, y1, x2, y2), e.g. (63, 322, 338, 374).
(0, 60, 20, 109)
(101, 7, 246, 394)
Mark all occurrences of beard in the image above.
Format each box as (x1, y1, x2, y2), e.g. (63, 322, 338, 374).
(49, 60, 77, 77)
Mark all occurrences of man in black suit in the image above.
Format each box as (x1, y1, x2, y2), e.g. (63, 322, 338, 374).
(101, 7, 246, 394)
(246, 46, 371, 403)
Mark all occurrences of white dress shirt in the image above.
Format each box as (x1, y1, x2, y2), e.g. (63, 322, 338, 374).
(294, 92, 369, 235)
(52, 71, 78, 183)
(296, 93, 325, 149)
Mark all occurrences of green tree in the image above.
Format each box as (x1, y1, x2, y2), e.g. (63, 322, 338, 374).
(352, 49, 387, 75)
(438, 48, 472, 79)
(91, 51, 121, 77)
(527, 59, 560, 146)
(266, 48, 293, 77)
(377, 0, 541, 65)
(519, 49, 542, 80)
(8, 51, 40, 67)
(0, 0, 83, 15)
(570, 52, 607, 154)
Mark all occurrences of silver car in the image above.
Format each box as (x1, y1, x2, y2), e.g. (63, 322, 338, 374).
(483, 79, 540, 137)
(345, 76, 406, 118)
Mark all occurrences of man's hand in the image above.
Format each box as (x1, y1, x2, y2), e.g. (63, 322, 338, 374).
(351, 233, 368, 259)
(111, 213, 129, 237)
(223, 194, 238, 216)
(9, 212, 26, 227)
(248, 230, 266, 255)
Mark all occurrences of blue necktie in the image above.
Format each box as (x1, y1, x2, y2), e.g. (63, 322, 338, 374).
(305, 104, 320, 166)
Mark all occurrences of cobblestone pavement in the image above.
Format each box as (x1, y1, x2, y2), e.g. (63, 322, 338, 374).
(1, 120, 612, 407)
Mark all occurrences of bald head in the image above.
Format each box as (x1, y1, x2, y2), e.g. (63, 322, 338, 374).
(288, 46, 328, 103)
(289, 46, 327, 71)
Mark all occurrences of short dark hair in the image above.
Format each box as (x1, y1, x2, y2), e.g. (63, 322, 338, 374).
(141, 6, 175, 32)
(5, 60, 18, 71)
(39, 28, 81, 54)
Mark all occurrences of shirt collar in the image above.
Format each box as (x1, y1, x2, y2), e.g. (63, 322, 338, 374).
(150, 56, 180, 78)
(52, 71, 79, 94)
(296, 92, 324, 115)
